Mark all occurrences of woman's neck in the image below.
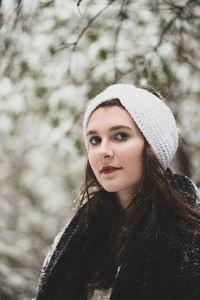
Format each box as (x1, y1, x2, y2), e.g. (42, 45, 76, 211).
(115, 190, 135, 209)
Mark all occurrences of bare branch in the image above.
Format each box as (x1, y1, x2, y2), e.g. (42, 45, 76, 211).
(72, 2, 114, 53)
(55, 1, 115, 55)
(66, 1, 116, 76)
(77, 0, 83, 7)
(156, 15, 177, 49)
(39, 0, 54, 9)
(156, 0, 198, 49)
(12, 0, 23, 29)
(113, 0, 130, 81)
(180, 54, 200, 72)
(0, 0, 3, 28)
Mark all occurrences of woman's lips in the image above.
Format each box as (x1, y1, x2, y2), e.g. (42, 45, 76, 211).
(101, 167, 122, 174)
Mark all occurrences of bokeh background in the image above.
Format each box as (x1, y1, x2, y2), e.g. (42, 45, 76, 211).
(0, 0, 200, 299)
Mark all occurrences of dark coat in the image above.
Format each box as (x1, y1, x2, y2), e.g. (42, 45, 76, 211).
(35, 171, 200, 300)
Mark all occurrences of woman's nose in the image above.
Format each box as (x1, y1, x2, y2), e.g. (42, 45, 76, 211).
(98, 141, 114, 158)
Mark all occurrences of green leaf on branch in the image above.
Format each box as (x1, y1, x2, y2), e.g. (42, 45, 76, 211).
(74, 139, 84, 155)
(35, 86, 48, 98)
(87, 31, 98, 43)
(49, 45, 56, 55)
(20, 61, 30, 75)
(162, 60, 173, 80)
(98, 49, 108, 61)
(137, 19, 146, 26)
(52, 117, 60, 127)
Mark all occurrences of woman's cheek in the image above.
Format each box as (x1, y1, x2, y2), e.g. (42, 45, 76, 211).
(88, 153, 96, 172)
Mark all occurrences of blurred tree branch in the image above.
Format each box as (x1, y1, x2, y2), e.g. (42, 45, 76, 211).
(77, 0, 83, 7)
(179, 54, 200, 72)
(66, 1, 116, 75)
(156, 0, 198, 49)
(73, 2, 114, 51)
(52, 1, 114, 55)
(39, 0, 55, 8)
(113, 0, 130, 82)
(12, 0, 22, 29)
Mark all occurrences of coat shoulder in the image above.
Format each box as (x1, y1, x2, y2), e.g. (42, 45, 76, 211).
(171, 171, 200, 209)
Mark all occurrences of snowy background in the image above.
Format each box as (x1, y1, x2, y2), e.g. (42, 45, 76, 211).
(0, 0, 199, 299)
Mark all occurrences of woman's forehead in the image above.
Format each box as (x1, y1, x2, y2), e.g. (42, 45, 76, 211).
(86, 105, 139, 133)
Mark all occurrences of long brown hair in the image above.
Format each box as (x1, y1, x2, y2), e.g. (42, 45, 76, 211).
(77, 87, 200, 290)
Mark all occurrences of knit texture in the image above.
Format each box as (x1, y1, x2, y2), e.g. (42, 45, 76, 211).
(87, 287, 112, 299)
(83, 84, 179, 170)
(34, 171, 200, 300)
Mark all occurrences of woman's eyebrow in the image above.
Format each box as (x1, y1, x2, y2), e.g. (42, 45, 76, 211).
(86, 125, 132, 137)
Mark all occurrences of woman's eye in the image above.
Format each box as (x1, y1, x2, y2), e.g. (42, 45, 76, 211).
(89, 136, 101, 145)
(115, 132, 128, 140)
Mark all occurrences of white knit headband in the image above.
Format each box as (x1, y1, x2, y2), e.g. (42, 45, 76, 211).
(83, 84, 179, 170)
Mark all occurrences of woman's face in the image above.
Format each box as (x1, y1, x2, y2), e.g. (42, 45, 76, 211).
(86, 105, 144, 208)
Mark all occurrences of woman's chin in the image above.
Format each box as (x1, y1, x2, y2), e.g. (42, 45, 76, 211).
(102, 185, 120, 193)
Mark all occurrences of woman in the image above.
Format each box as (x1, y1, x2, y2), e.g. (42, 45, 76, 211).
(35, 84, 200, 300)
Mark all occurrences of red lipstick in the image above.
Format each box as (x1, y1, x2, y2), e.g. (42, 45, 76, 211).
(101, 166, 122, 174)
